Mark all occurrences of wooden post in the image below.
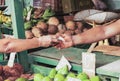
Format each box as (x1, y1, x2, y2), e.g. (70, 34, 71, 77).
(10, 0, 29, 71)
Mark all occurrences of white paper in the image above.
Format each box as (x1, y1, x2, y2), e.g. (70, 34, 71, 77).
(67, 77, 81, 81)
(56, 55, 72, 70)
(7, 52, 16, 67)
(82, 52, 96, 78)
(58, 36, 65, 42)
(119, 75, 120, 81)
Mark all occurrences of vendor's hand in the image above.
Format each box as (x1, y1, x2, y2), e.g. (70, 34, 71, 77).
(55, 34, 74, 49)
(38, 35, 58, 47)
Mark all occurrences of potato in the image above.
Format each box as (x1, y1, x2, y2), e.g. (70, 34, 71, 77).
(64, 30, 75, 35)
(48, 17, 59, 26)
(58, 24, 66, 34)
(25, 30, 34, 39)
(32, 27, 43, 37)
(48, 25, 58, 34)
(65, 21, 76, 30)
(36, 21, 48, 34)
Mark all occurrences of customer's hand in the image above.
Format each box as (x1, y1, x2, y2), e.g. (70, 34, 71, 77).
(38, 35, 58, 47)
(55, 34, 74, 49)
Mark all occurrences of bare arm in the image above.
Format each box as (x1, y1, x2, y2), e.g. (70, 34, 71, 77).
(72, 19, 120, 45)
(0, 35, 57, 53)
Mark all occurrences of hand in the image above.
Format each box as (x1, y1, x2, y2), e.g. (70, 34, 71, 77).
(38, 35, 58, 47)
(55, 34, 74, 49)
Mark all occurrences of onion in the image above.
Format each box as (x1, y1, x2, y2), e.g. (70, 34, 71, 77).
(48, 17, 59, 26)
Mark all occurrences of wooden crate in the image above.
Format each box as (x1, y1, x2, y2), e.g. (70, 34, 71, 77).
(28, 47, 120, 76)
(33, 0, 62, 13)
(62, 0, 93, 13)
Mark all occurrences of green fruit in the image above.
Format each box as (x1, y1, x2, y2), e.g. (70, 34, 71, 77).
(48, 68, 57, 79)
(83, 79, 90, 81)
(34, 73, 44, 81)
(64, 78, 67, 81)
(54, 73, 65, 81)
(15, 77, 28, 81)
(57, 65, 69, 75)
(77, 72, 88, 80)
(42, 76, 52, 81)
(67, 72, 76, 78)
(90, 76, 101, 81)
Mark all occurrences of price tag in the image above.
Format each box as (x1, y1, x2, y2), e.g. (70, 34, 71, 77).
(67, 77, 81, 81)
(7, 52, 16, 67)
(56, 55, 72, 71)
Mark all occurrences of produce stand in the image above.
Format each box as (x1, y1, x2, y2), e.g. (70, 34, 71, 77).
(0, 0, 120, 81)
(28, 47, 120, 81)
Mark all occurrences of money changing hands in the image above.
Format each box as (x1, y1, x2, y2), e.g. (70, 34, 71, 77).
(52, 34, 74, 49)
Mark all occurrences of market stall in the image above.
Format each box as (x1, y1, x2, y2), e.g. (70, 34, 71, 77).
(0, 0, 120, 81)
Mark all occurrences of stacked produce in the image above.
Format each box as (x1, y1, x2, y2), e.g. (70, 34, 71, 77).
(0, 63, 33, 81)
(24, 16, 87, 39)
(33, 65, 101, 81)
(0, 63, 101, 81)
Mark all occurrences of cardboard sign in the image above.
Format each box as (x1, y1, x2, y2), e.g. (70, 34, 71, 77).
(7, 52, 16, 67)
(82, 52, 96, 78)
(56, 55, 72, 71)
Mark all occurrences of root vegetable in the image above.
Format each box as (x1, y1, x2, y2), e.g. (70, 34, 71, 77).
(64, 30, 75, 35)
(36, 21, 48, 34)
(65, 21, 76, 30)
(76, 21, 83, 30)
(58, 24, 66, 34)
(48, 25, 58, 34)
(3, 63, 23, 79)
(25, 30, 34, 39)
(32, 27, 43, 37)
(48, 17, 59, 26)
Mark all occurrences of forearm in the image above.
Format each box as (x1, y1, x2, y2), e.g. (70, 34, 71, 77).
(72, 26, 106, 45)
(72, 19, 120, 45)
(0, 38, 40, 53)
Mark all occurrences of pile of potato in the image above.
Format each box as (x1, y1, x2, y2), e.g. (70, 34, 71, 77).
(25, 16, 89, 39)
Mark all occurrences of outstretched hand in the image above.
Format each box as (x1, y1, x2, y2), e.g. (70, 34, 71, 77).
(54, 34, 74, 49)
(38, 35, 59, 47)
